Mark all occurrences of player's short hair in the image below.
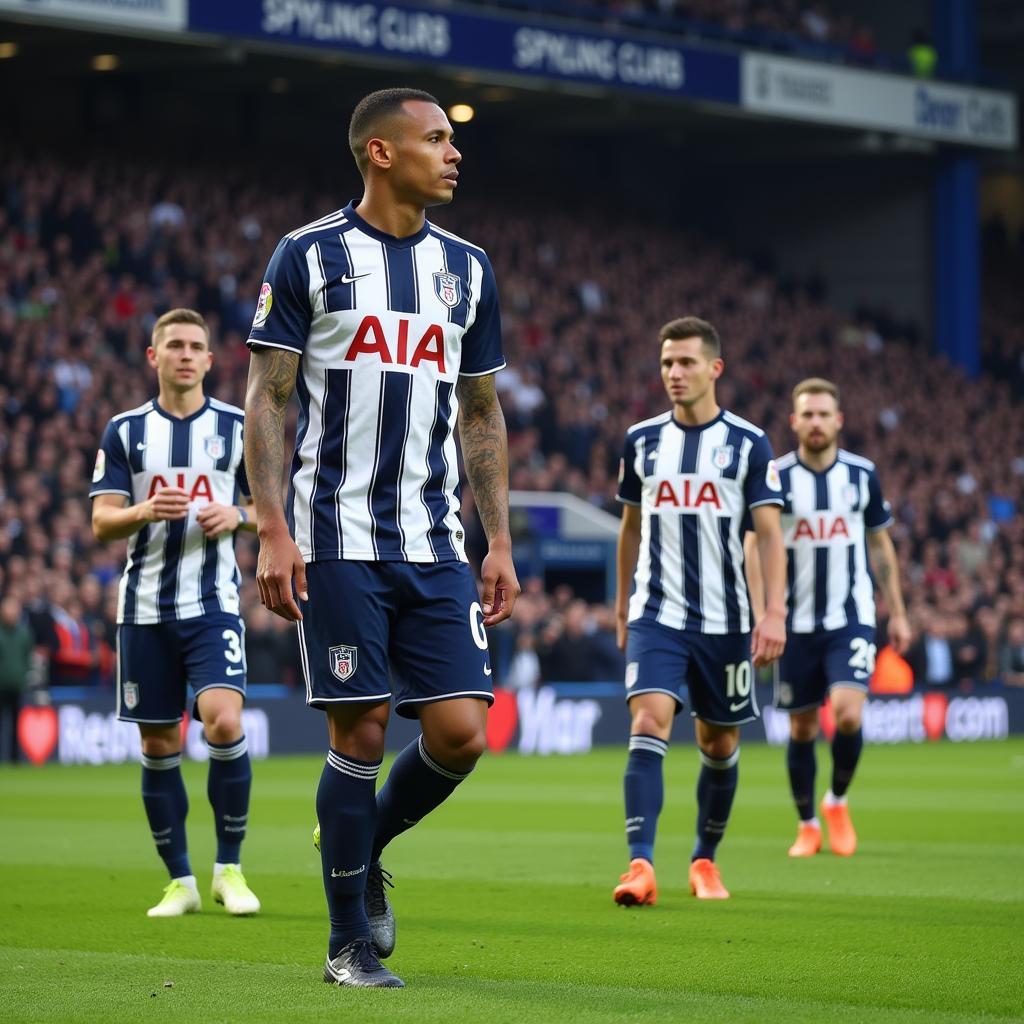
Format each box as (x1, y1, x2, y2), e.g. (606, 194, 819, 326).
(792, 377, 840, 408)
(348, 87, 440, 174)
(152, 308, 209, 347)
(658, 316, 720, 358)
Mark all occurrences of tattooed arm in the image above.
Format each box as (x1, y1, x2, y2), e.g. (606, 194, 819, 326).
(244, 347, 307, 622)
(867, 527, 911, 653)
(457, 373, 520, 626)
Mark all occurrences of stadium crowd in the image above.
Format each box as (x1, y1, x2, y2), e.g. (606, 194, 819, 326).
(0, 153, 1022, 705)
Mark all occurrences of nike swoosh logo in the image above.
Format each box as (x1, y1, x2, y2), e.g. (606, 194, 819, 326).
(330, 865, 365, 878)
(483, 665, 492, 676)
(729, 700, 750, 712)
(340, 272, 371, 284)
(136, 442, 148, 451)
(225, 667, 245, 676)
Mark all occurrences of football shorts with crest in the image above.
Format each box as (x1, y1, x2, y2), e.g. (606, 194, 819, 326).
(116, 612, 247, 723)
(298, 560, 494, 718)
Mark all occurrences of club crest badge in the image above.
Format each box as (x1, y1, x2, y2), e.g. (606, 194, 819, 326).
(252, 282, 273, 329)
(711, 445, 734, 470)
(329, 645, 358, 682)
(205, 435, 225, 460)
(433, 271, 461, 309)
(123, 681, 140, 710)
(843, 483, 860, 509)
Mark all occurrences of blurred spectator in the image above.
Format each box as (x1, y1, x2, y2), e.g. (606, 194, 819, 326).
(907, 610, 955, 688)
(907, 29, 938, 78)
(1000, 618, 1024, 687)
(0, 595, 35, 761)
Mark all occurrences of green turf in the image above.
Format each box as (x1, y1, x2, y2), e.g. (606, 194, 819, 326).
(2, 741, 1023, 1023)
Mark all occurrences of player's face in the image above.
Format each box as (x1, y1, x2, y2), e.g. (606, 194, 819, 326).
(387, 101, 461, 208)
(147, 324, 212, 393)
(791, 392, 843, 452)
(660, 337, 722, 409)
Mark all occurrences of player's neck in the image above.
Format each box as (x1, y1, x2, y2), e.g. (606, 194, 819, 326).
(355, 190, 426, 239)
(798, 443, 838, 471)
(672, 397, 720, 428)
(157, 386, 206, 419)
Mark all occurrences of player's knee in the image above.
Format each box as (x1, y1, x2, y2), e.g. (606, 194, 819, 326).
(833, 709, 862, 734)
(202, 708, 243, 746)
(431, 725, 486, 773)
(790, 717, 819, 743)
(699, 734, 738, 761)
(140, 730, 180, 758)
(631, 706, 672, 738)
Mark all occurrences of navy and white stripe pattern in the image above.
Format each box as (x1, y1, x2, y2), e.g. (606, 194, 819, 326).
(90, 398, 247, 625)
(776, 449, 894, 633)
(628, 734, 668, 758)
(417, 735, 470, 781)
(700, 747, 740, 770)
(207, 736, 249, 762)
(326, 748, 382, 782)
(141, 752, 182, 771)
(618, 409, 782, 635)
(247, 202, 505, 564)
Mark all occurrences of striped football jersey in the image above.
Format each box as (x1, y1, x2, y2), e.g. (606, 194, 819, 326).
(247, 202, 504, 563)
(89, 398, 248, 625)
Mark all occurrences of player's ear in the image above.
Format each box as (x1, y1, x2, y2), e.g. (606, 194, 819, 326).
(789, 411, 798, 432)
(366, 137, 392, 170)
(146, 345, 158, 370)
(711, 357, 724, 380)
(835, 409, 844, 430)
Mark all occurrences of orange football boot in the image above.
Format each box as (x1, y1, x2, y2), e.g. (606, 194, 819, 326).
(820, 798, 857, 856)
(788, 821, 822, 858)
(613, 858, 657, 906)
(688, 858, 730, 899)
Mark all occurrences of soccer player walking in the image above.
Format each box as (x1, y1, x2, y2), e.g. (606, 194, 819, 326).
(745, 378, 910, 857)
(613, 317, 786, 906)
(90, 308, 261, 918)
(244, 88, 519, 988)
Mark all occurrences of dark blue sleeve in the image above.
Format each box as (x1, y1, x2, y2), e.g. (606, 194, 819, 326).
(616, 432, 642, 506)
(235, 423, 250, 499)
(246, 236, 312, 354)
(865, 466, 894, 530)
(460, 254, 505, 376)
(89, 420, 132, 498)
(744, 433, 784, 509)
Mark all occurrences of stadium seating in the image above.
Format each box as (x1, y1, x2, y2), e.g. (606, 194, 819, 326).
(0, 153, 1021, 690)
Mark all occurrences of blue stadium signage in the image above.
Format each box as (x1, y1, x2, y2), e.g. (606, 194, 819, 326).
(188, 1, 741, 104)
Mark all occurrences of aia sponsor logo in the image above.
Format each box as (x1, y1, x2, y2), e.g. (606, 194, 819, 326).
(790, 515, 850, 543)
(148, 473, 213, 502)
(652, 477, 722, 510)
(345, 315, 446, 373)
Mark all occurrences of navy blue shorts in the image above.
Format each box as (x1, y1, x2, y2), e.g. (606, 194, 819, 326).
(624, 620, 758, 726)
(116, 612, 247, 724)
(298, 560, 493, 719)
(774, 624, 876, 712)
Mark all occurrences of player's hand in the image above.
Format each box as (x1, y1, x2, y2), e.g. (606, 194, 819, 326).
(479, 544, 521, 627)
(751, 608, 786, 667)
(615, 610, 628, 651)
(196, 502, 242, 538)
(256, 522, 307, 622)
(888, 611, 912, 655)
(143, 486, 189, 522)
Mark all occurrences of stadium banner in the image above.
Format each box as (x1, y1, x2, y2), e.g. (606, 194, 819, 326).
(0, 0, 185, 31)
(741, 53, 1017, 150)
(17, 683, 1021, 764)
(187, 0, 740, 104)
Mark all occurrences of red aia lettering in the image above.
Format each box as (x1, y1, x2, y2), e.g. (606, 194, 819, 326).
(793, 516, 849, 541)
(653, 479, 721, 509)
(346, 316, 446, 373)
(148, 474, 212, 501)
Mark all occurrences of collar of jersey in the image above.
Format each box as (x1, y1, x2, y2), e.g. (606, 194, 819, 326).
(344, 201, 431, 248)
(795, 452, 840, 475)
(668, 408, 725, 432)
(152, 396, 210, 424)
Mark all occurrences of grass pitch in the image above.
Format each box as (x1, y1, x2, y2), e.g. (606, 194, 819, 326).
(1, 740, 1022, 1024)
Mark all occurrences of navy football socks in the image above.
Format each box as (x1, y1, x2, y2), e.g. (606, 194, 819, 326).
(787, 737, 818, 822)
(692, 747, 739, 862)
(623, 734, 667, 864)
(373, 736, 470, 861)
(206, 735, 252, 864)
(317, 748, 380, 958)
(831, 728, 863, 798)
(141, 751, 191, 878)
